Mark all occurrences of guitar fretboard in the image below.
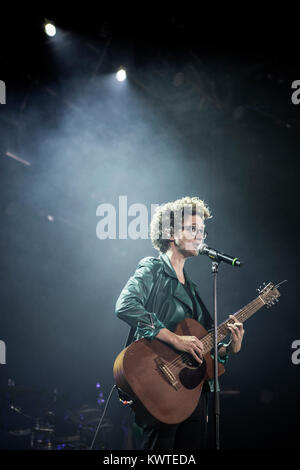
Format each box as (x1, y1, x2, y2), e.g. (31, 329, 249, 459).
(201, 296, 266, 354)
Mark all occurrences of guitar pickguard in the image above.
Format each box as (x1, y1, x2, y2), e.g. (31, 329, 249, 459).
(179, 359, 207, 389)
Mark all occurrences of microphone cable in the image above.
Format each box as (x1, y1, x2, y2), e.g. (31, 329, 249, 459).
(89, 327, 133, 450)
(89, 384, 117, 450)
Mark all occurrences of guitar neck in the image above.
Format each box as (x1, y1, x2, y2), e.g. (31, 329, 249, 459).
(202, 296, 265, 355)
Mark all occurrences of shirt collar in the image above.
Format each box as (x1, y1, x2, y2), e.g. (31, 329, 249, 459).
(159, 252, 197, 289)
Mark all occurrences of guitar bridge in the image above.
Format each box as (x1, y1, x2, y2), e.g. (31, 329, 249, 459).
(155, 357, 179, 390)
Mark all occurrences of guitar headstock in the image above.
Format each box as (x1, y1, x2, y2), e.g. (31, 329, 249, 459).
(256, 282, 281, 307)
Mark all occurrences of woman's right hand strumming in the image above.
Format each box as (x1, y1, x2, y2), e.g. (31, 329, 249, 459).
(172, 335, 204, 365)
(156, 328, 204, 365)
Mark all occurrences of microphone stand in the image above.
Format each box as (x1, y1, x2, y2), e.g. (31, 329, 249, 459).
(212, 260, 220, 450)
(199, 242, 242, 449)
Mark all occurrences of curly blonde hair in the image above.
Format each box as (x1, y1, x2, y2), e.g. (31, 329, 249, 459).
(150, 196, 212, 254)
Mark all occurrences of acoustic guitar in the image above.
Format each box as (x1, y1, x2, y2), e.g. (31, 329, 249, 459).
(113, 282, 282, 425)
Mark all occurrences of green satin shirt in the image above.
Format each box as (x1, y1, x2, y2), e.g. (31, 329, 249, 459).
(115, 253, 229, 392)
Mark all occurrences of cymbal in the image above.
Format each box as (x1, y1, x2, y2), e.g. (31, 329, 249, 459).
(67, 407, 102, 423)
(8, 429, 32, 436)
(71, 408, 100, 414)
(81, 421, 113, 429)
(33, 427, 54, 432)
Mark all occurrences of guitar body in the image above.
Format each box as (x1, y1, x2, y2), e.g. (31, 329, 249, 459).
(113, 281, 281, 425)
(113, 318, 225, 425)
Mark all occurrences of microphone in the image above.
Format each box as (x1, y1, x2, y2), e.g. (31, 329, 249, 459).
(199, 243, 242, 267)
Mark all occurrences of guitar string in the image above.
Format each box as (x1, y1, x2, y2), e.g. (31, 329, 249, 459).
(164, 298, 264, 372)
(163, 298, 263, 390)
(167, 298, 265, 371)
(165, 301, 260, 372)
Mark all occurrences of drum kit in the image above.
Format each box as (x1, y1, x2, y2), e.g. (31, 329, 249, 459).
(0, 379, 113, 450)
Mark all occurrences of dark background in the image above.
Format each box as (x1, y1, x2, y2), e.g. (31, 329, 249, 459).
(0, 6, 299, 450)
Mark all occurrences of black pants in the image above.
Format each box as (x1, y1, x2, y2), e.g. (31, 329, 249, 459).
(133, 391, 210, 451)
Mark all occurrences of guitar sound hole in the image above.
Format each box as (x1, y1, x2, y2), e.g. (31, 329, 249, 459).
(179, 359, 207, 389)
(182, 354, 201, 368)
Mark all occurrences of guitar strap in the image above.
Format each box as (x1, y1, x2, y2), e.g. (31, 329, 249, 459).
(124, 326, 135, 349)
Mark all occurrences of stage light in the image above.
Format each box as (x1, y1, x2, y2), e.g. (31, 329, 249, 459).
(45, 22, 56, 37)
(116, 68, 127, 82)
